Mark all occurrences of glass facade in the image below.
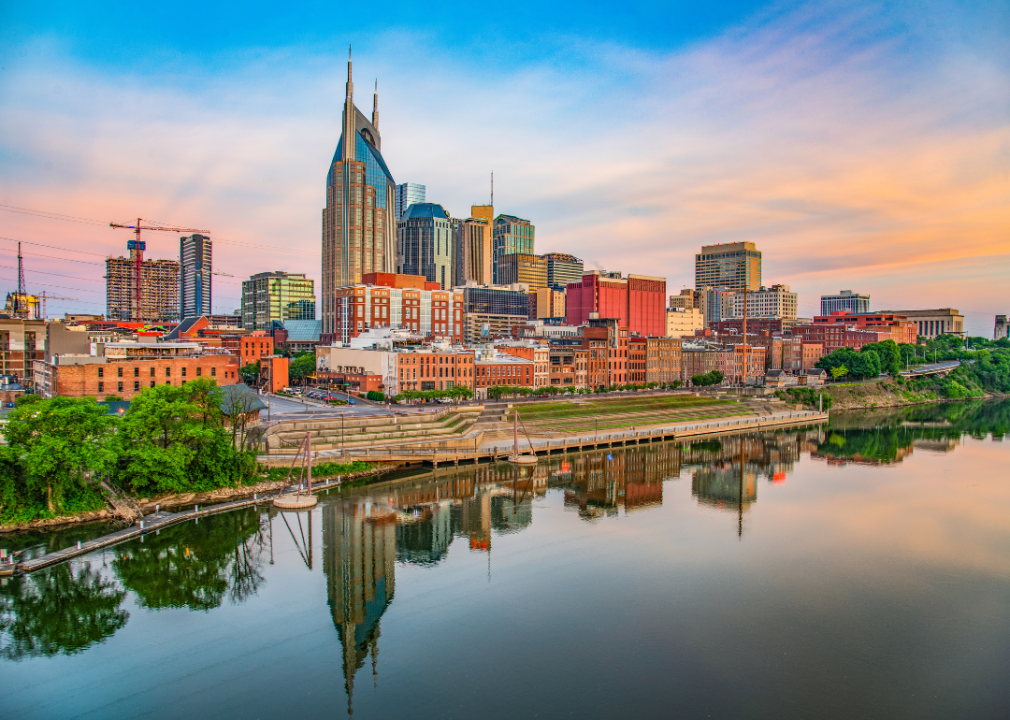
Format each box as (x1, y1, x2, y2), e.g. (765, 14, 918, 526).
(395, 183, 426, 220)
(543, 252, 584, 289)
(242, 271, 316, 331)
(463, 286, 529, 317)
(397, 203, 454, 290)
(695, 242, 761, 292)
(492, 215, 535, 283)
(179, 234, 212, 318)
(496, 253, 548, 290)
(820, 291, 870, 316)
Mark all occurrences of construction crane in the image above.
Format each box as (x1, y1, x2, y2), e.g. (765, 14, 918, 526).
(40, 291, 79, 319)
(109, 218, 208, 321)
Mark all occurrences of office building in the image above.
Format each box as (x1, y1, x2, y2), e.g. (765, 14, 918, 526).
(322, 51, 397, 342)
(106, 251, 180, 323)
(461, 284, 530, 343)
(529, 287, 566, 319)
(543, 253, 584, 289)
(397, 203, 454, 290)
(666, 308, 705, 338)
(241, 272, 316, 331)
(332, 273, 462, 344)
(875, 308, 964, 338)
(497, 252, 547, 289)
(566, 271, 666, 337)
(996, 315, 1008, 341)
(732, 284, 798, 319)
(492, 215, 534, 283)
(695, 242, 761, 292)
(180, 234, 212, 318)
(700, 286, 736, 325)
(453, 217, 492, 286)
(395, 182, 426, 220)
(669, 288, 700, 312)
(821, 290, 869, 316)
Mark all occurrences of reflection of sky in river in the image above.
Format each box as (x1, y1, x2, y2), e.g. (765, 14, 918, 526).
(2, 402, 1009, 719)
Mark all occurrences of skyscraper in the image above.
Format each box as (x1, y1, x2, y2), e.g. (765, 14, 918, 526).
(820, 290, 870, 316)
(322, 49, 397, 342)
(452, 217, 492, 286)
(492, 215, 534, 283)
(397, 203, 454, 290)
(395, 183, 426, 220)
(543, 252, 584, 289)
(106, 246, 179, 323)
(695, 242, 761, 292)
(241, 271, 316, 331)
(180, 234, 212, 318)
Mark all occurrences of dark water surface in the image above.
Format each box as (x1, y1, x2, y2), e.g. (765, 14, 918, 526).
(3, 401, 1010, 719)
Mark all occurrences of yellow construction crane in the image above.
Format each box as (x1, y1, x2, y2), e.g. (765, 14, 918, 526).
(39, 291, 79, 319)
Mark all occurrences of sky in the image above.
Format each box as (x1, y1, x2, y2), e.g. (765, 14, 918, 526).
(0, 0, 1007, 334)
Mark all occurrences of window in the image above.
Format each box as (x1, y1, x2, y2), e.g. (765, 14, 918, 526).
(150, 367, 155, 377)
(117, 367, 123, 378)
(97, 367, 104, 378)
(211, 367, 216, 377)
(134, 381, 140, 391)
(196, 367, 202, 377)
(150, 381, 155, 388)
(181, 367, 187, 377)
(98, 382, 104, 392)
(166, 367, 171, 377)
(118, 381, 123, 392)
(166, 380, 171, 385)
(134, 367, 140, 377)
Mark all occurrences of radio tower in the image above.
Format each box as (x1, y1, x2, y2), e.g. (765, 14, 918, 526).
(14, 242, 27, 319)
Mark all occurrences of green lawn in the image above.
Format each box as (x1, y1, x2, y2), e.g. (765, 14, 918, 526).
(509, 395, 737, 423)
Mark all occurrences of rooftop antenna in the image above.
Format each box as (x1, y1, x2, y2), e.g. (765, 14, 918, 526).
(491, 171, 494, 207)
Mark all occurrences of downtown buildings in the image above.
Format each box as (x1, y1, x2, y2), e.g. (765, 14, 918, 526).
(241, 271, 316, 331)
(180, 234, 212, 318)
(566, 270, 667, 338)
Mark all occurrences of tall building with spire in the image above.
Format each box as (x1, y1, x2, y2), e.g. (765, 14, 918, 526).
(322, 48, 397, 342)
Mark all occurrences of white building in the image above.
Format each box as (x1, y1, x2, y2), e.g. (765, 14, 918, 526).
(732, 284, 798, 320)
(665, 308, 705, 338)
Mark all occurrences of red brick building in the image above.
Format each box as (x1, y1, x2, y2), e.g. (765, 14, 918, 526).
(45, 355, 239, 401)
(240, 333, 274, 366)
(566, 271, 666, 338)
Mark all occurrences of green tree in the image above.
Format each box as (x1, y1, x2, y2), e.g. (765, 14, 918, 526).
(3, 396, 116, 516)
(830, 365, 848, 381)
(288, 353, 316, 384)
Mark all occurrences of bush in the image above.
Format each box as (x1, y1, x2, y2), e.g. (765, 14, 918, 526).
(692, 371, 724, 387)
(365, 390, 385, 402)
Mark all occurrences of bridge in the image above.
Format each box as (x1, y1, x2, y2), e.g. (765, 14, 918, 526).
(899, 360, 961, 378)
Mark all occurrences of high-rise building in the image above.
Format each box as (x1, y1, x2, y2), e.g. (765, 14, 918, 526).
(395, 183, 426, 220)
(461, 284, 531, 343)
(528, 287, 566, 319)
(496, 252, 547, 289)
(732, 284, 798, 319)
(566, 271, 666, 338)
(452, 217, 492, 286)
(321, 51, 397, 342)
(180, 234, 212, 318)
(106, 248, 180, 323)
(397, 203, 454, 290)
(543, 252, 584, 289)
(820, 290, 870, 316)
(700, 286, 736, 324)
(492, 215, 534, 283)
(695, 242, 761, 292)
(241, 271, 316, 331)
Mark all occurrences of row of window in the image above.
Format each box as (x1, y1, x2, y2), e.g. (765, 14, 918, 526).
(98, 366, 216, 379)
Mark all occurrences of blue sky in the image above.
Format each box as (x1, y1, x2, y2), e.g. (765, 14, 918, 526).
(0, 1, 1007, 333)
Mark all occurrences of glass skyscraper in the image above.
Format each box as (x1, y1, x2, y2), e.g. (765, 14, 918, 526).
(492, 215, 535, 283)
(397, 203, 454, 290)
(179, 234, 212, 318)
(321, 50, 397, 341)
(395, 183, 426, 220)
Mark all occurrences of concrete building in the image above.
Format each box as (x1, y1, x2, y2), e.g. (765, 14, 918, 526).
(322, 53, 396, 340)
(566, 271, 667, 338)
(332, 273, 462, 345)
(732, 284, 798, 320)
(528, 287, 566, 320)
(821, 290, 869, 316)
(497, 253, 547, 290)
(492, 215, 534, 283)
(695, 242, 761, 292)
(543, 253, 584, 289)
(241, 272, 316, 332)
(397, 203, 454, 290)
(106, 252, 180, 323)
(876, 308, 964, 338)
(394, 182, 425, 220)
(452, 217, 492, 286)
(996, 315, 1008, 341)
(665, 308, 705, 338)
(700, 286, 736, 324)
(0, 317, 45, 388)
(461, 285, 530, 343)
(669, 288, 701, 312)
(180, 234, 212, 319)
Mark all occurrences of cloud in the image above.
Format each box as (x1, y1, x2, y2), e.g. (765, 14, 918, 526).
(0, 2, 1007, 328)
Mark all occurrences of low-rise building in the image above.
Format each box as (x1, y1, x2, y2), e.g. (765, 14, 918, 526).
(261, 356, 289, 393)
(666, 308, 705, 338)
(732, 284, 797, 319)
(474, 352, 535, 397)
(493, 341, 550, 388)
(876, 308, 964, 338)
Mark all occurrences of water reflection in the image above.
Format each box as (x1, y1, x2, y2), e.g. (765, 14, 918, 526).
(114, 508, 267, 610)
(0, 562, 127, 659)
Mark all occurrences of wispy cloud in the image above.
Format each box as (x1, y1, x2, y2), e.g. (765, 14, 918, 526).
(0, 2, 1007, 329)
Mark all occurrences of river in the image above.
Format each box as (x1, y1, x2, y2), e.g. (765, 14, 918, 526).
(2, 400, 1009, 719)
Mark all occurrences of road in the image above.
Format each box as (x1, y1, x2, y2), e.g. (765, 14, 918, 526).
(260, 392, 448, 420)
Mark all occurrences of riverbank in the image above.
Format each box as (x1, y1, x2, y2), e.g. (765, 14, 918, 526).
(0, 463, 392, 534)
(782, 377, 998, 411)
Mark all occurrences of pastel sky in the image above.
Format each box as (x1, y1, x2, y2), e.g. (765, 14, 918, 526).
(0, 1, 1007, 334)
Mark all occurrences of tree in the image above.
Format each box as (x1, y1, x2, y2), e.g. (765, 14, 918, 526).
(288, 353, 316, 385)
(239, 360, 261, 385)
(3, 396, 116, 515)
(830, 365, 848, 381)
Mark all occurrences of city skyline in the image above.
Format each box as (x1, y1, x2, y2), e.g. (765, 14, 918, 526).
(0, 2, 1007, 333)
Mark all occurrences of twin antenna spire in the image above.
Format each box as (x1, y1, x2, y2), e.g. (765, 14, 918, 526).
(346, 45, 379, 129)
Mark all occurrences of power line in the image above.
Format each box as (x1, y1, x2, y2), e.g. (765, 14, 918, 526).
(0, 263, 103, 283)
(0, 235, 111, 259)
(0, 274, 105, 295)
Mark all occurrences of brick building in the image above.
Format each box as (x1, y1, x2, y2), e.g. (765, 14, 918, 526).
(493, 342, 550, 388)
(41, 354, 239, 401)
(475, 353, 535, 396)
(566, 271, 666, 338)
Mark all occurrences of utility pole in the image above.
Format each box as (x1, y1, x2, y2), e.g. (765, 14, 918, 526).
(741, 286, 748, 387)
(14, 242, 27, 319)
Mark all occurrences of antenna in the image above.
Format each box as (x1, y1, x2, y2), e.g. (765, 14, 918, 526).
(15, 242, 27, 318)
(491, 171, 494, 207)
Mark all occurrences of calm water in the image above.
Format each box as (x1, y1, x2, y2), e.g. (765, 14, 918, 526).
(3, 401, 1010, 719)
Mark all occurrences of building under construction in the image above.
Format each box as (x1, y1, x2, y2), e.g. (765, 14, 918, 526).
(106, 246, 180, 322)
